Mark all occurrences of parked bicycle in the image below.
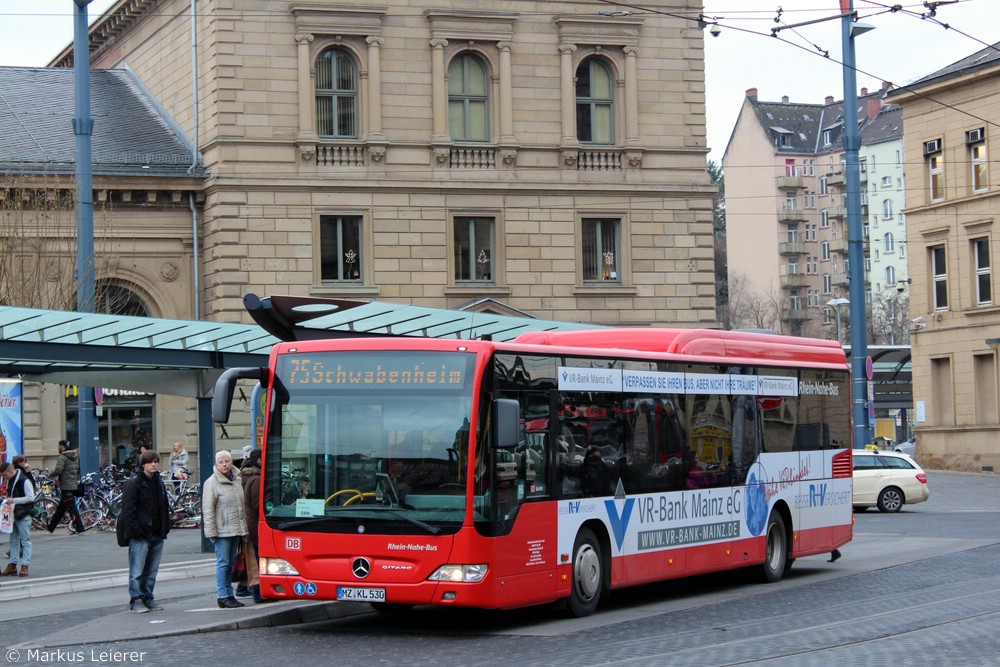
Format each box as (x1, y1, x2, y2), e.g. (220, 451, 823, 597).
(163, 467, 201, 528)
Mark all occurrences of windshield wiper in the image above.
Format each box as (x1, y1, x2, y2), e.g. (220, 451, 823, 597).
(275, 517, 330, 530)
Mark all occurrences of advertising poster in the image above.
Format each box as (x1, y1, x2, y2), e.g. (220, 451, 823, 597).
(0, 379, 23, 463)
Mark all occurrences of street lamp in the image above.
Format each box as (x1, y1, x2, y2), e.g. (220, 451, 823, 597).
(74, 0, 99, 475)
(828, 298, 849, 344)
(842, 1, 873, 448)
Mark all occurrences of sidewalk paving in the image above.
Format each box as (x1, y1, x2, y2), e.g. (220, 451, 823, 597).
(0, 525, 211, 602)
(1, 525, 367, 647)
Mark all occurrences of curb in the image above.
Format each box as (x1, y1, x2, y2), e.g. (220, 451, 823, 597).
(12, 599, 368, 650)
(0, 559, 215, 602)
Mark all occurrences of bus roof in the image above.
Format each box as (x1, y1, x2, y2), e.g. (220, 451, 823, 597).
(511, 328, 848, 368)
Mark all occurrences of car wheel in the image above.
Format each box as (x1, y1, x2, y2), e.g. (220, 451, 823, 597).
(877, 486, 904, 513)
(567, 527, 603, 617)
(760, 512, 788, 583)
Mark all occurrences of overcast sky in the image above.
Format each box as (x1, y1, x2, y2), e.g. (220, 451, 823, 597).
(2, 0, 998, 166)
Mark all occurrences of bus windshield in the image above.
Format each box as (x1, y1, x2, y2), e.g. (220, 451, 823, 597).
(263, 350, 475, 534)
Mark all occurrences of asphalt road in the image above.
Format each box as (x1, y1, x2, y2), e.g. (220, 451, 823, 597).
(6, 471, 1000, 667)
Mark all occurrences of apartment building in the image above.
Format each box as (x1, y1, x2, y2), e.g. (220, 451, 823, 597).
(4, 0, 716, 470)
(861, 104, 909, 344)
(723, 85, 897, 340)
(888, 42, 1000, 472)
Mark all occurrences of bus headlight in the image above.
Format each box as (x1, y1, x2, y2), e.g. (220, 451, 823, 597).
(428, 564, 488, 583)
(261, 558, 299, 576)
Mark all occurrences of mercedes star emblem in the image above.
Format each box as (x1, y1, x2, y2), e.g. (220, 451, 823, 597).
(352, 557, 371, 579)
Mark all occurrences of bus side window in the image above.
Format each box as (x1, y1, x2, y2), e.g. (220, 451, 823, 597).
(730, 394, 757, 485)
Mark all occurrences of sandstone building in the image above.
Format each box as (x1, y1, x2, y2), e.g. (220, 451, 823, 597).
(888, 42, 1000, 472)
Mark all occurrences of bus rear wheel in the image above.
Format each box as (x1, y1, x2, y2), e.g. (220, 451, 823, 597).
(760, 512, 788, 583)
(567, 527, 603, 617)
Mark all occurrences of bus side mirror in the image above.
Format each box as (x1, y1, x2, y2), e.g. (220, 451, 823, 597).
(493, 398, 520, 449)
(212, 367, 266, 423)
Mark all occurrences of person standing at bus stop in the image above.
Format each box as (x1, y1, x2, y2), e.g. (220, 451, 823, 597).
(46, 440, 84, 534)
(241, 448, 271, 603)
(2, 461, 35, 577)
(203, 450, 248, 609)
(120, 449, 170, 612)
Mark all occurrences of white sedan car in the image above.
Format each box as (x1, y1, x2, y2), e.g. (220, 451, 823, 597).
(852, 449, 930, 512)
(894, 439, 916, 458)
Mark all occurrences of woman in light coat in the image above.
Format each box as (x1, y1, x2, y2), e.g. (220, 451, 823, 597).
(202, 450, 248, 608)
(168, 442, 189, 480)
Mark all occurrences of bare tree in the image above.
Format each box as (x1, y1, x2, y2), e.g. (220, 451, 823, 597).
(726, 273, 783, 332)
(0, 170, 129, 311)
(868, 289, 910, 345)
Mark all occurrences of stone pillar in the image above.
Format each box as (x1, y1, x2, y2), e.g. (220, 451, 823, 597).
(295, 32, 316, 143)
(559, 42, 578, 145)
(624, 46, 639, 146)
(430, 38, 450, 142)
(498, 41, 514, 144)
(366, 36, 384, 139)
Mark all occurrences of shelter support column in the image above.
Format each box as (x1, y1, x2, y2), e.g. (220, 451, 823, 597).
(198, 395, 215, 553)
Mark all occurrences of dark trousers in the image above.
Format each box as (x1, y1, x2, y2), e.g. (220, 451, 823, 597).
(47, 491, 83, 532)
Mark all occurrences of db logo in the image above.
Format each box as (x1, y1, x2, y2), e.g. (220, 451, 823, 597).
(286, 537, 302, 550)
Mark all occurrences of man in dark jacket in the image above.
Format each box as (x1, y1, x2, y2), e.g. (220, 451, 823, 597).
(120, 450, 170, 613)
(46, 440, 84, 533)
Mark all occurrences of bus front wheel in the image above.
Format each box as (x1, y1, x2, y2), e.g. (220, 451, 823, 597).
(760, 512, 788, 583)
(567, 527, 603, 617)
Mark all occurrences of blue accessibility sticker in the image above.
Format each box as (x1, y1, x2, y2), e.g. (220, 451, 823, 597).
(305, 582, 317, 596)
(293, 581, 306, 596)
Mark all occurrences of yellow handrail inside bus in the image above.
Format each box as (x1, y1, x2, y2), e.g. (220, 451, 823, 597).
(325, 489, 375, 506)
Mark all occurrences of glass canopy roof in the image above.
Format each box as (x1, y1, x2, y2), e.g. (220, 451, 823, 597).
(0, 295, 602, 381)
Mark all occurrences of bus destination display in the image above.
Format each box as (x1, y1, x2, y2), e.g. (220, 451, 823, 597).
(281, 352, 468, 388)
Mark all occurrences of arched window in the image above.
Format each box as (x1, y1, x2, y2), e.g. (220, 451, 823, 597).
(576, 57, 614, 144)
(885, 265, 896, 287)
(883, 232, 894, 253)
(315, 47, 358, 138)
(94, 281, 151, 317)
(882, 198, 893, 219)
(448, 53, 488, 142)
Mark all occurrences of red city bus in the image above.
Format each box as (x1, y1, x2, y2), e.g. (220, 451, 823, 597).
(214, 327, 853, 616)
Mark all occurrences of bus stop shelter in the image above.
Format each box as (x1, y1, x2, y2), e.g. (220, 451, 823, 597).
(844, 344, 913, 441)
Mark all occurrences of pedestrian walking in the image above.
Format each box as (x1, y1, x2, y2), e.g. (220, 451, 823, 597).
(120, 449, 170, 613)
(46, 440, 84, 533)
(1, 461, 34, 577)
(203, 450, 248, 609)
